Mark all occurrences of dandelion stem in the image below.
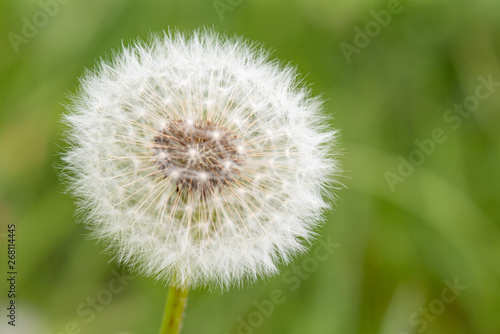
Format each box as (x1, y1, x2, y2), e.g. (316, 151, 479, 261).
(159, 284, 189, 334)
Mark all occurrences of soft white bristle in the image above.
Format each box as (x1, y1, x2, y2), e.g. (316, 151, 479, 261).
(62, 29, 341, 290)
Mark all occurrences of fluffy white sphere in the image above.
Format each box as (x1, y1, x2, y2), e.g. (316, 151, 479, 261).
(63, 30, 340, 289)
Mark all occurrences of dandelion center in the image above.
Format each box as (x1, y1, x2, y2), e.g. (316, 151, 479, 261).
(153, 119, 243, 195)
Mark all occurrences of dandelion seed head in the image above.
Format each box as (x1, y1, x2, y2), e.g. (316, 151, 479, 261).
(62, 29, 341, 290)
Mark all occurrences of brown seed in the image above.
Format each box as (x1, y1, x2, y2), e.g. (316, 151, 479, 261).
(153, 119, 243, 196)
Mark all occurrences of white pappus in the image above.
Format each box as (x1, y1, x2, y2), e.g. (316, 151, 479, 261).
(62, 29, 341, 290)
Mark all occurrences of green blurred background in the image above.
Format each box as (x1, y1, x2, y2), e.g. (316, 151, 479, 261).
(1, 0, 500, 333)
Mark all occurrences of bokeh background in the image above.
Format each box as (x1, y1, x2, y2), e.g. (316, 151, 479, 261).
(1, 0, 500, 333)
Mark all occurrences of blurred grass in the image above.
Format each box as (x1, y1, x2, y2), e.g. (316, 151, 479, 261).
(1, 0, 500, 333)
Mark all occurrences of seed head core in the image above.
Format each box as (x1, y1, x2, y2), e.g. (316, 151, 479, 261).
(153, 119, 242, 195)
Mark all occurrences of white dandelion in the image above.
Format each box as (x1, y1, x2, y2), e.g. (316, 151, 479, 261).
(62, 29, 340, 291)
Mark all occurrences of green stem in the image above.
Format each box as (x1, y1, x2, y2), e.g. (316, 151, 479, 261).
(159, 284, 189, 334)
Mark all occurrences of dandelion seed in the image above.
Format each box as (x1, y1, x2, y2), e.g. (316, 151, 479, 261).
(62, 29, 341, 293)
